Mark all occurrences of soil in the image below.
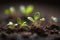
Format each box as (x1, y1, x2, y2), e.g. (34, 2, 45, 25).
(0, 16, 60, 40)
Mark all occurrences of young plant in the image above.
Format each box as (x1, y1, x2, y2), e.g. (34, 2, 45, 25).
(50, 16, 58, 25)
(5, 7, 15, 15)
(40, 18, 45, 25)
(27, 12, 40, 27)
(20, 5, 34, 17)
(51, 16, 58, 22)
(4, 7, 15, 19)
(40, 18, 45, 21)
(7, 21, 18, 29)
(17, 17, 28, 29)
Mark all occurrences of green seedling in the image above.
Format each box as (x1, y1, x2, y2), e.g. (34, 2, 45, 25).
(7, 21, 18, 29)
(5, 7, 15, 15)
(27, 12, 40, 27)
(4, 7, 16, 19)
(17, 17, 28, 28)
(28, 12, 40, 23)
(20, 5, 34, 17)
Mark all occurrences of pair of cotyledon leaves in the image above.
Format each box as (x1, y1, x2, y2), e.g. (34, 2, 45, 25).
(27, 12, 40, 23)
(7, 21, 18, 28)
(20, 5, 34, 16)
(5, 7, 15, 15)
(17, 17, 28, 27)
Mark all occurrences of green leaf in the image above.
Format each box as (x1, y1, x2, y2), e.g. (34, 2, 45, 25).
(21, 22, 28, 27)
(27, 17, 34, 22)
(17, 17, 22, 24)
(34, 12, 40, 21)
(25, 5, 33, 16)
(4, 9, 10, 15)
(20, 6, 26, 14)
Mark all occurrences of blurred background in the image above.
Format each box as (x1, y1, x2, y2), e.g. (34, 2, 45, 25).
(0, 0, 60, 27)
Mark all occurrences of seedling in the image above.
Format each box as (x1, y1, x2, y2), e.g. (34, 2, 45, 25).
(50, 16, 58, 25)
(40, 18, 45, 23)
(7, 21, 18, 29)
(40, 18, 45, 26)
(51, 16, 58, 22)
(17, 17, 28, 29)
(20, 5, 34, 17)
(27, 12, 40, 27)
(4, 7, 15, 19)
(5, 7, 15, 15)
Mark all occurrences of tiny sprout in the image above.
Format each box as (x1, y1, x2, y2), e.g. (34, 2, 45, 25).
(4, 7, 15, 15)
(51, 16, 58, 22)
(39, 18, 45, 26)
(7, 21, 13, 25)
(20, 5, 34, 16)
(10, 7, 15, 13)
(20, 5, 25, 14)
(27, 12, 40, 27)
(27, 12, 40, 23)
(17, 17, 28, 28)
(7, 21, 18, 28)
(40, 18, 45, 22)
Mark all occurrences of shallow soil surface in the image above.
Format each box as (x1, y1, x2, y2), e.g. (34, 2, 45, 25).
(0, 32, 60, 40)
